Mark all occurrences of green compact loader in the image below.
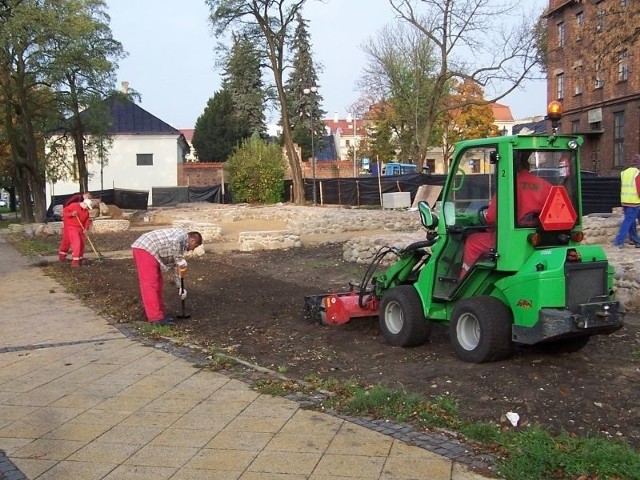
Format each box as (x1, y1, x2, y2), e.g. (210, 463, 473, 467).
(305, 103, 624, 363)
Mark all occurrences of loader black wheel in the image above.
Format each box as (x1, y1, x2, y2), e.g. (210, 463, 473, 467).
(450, 296, 513, 363)
(379, 285, 431, 347)
(536, 336, 590, 354)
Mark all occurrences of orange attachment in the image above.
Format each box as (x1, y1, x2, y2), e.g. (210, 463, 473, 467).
(178, 265, 187, 278)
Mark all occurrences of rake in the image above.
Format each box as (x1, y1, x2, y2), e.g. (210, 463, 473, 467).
(76, 216, 106, 263)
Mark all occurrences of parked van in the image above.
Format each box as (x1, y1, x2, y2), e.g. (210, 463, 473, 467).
(381, 162, 417, 176)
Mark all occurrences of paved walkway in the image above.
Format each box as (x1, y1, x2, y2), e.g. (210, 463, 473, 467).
(0, 234, 491, 480)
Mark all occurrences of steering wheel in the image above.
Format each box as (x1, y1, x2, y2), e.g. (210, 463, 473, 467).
(452, 168, 466, 191)
(478, 205, 490, 225)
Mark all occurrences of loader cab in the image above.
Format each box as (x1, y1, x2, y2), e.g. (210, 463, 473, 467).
(426, 136, 583, 300)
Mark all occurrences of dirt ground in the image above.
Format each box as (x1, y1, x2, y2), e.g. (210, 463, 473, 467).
(32, 222, 640, 451)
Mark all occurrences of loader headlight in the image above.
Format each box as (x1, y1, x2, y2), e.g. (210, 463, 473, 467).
(568, 139, 579, 150)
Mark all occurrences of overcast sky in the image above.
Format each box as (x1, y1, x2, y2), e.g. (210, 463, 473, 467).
(106, 0, 547, 129)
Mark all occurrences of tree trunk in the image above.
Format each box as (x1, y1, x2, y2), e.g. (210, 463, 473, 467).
(16, 165, 34, 223)
(69, 84, 89, 193)
(274, 72, 305, 205)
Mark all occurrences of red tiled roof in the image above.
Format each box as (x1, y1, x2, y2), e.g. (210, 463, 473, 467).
(491, 103, 514, 122)
(180, 129, 194, 142)
(323, 119, 363, 136)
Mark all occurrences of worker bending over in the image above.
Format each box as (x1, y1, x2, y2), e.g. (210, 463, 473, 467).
(132, 228, 203, 326)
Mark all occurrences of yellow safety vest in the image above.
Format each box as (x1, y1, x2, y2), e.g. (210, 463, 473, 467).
(620, 167, 640, 205)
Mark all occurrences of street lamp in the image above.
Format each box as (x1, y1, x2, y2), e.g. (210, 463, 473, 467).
(352, 114, 357, 177)
(501, 126, 508, 136)
(303, 86, 318, 204)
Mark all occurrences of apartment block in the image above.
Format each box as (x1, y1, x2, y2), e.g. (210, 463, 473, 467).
(545, 0, 639, 175)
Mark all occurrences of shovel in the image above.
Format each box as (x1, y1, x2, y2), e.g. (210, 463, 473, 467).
(177, 265, 191, 319)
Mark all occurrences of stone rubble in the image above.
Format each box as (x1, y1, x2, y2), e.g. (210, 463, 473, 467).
(11, 202, 639, 312)
(148, 203, 638, 311)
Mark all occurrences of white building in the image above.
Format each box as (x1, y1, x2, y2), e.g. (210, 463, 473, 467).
(46, 94, 189, 206)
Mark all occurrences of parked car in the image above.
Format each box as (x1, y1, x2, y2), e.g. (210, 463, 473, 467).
(0, 199, 7, 208)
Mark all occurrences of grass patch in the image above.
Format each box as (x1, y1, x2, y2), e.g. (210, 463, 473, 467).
(296, 377, 640, 480)
(494, 428, 640, 480)
(139, 323, 174, 335)
(198, 355, 237, 372)
(253, 378, 302, 396)
(0, 217, 21, 229)
(4, 233, 58, 256)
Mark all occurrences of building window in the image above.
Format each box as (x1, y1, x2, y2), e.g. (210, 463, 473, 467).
(613, 112, 624, 167)
(618, 50, 629, 82)
(556, 73, 564, 100)
(573, 82, 582, 95)
(557, 22, 565, 48)
(137, 153, 153, 166)
(571, 120, 580, 133)
(594, 60, 604, 89)
(575, 11, 584, 40)
(573, 64, 583, 95)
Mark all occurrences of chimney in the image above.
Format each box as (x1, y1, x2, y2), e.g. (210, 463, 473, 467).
(121, 81, 129, 94)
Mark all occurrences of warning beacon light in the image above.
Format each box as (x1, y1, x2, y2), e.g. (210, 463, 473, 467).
(547, 100, 563, 134)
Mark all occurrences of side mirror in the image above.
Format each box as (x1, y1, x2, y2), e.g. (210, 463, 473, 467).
(418, 201, 437, 228)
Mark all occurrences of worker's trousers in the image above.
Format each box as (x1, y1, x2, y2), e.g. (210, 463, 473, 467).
(58, 222, 70, 260)
(132, 248, 165, 322)
(65, 226, 85, 266)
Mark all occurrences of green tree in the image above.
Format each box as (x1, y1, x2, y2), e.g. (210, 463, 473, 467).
(46, 0, 126, 193)
(286, 13, 325, 163)
(0, 0, 59, 222)
(226, 134, 286, 204)
(361, 102, 399, 164)
(206, 0, 310, 205)
(377, 0, 541, 171)
(192, 89, 244, 161)
(222, 32, 265, 137)
(0, 0, 124, 222)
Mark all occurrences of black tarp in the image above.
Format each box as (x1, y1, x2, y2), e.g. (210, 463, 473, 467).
(152, 185, 233, 207)
(295, 173, 620, 214)
(581, 176, 620, 215)
(187, 185, 232, 204)
(47, 174, 620, 214)
(48, 188, 148, 217)
(152, 187, 189, 206)
(296, 174, 446, 206)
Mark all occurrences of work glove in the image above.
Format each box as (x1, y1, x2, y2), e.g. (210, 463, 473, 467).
(178, 288, 187, 300)
(176, 258, 188, 269)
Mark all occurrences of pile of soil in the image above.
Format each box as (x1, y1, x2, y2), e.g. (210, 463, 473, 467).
(34, 228, 640, 450)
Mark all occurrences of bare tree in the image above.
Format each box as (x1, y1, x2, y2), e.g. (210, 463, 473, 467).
(388, 0, 542, 170)
(206, 0, 312, 205)
(358, 22, 437, 164)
